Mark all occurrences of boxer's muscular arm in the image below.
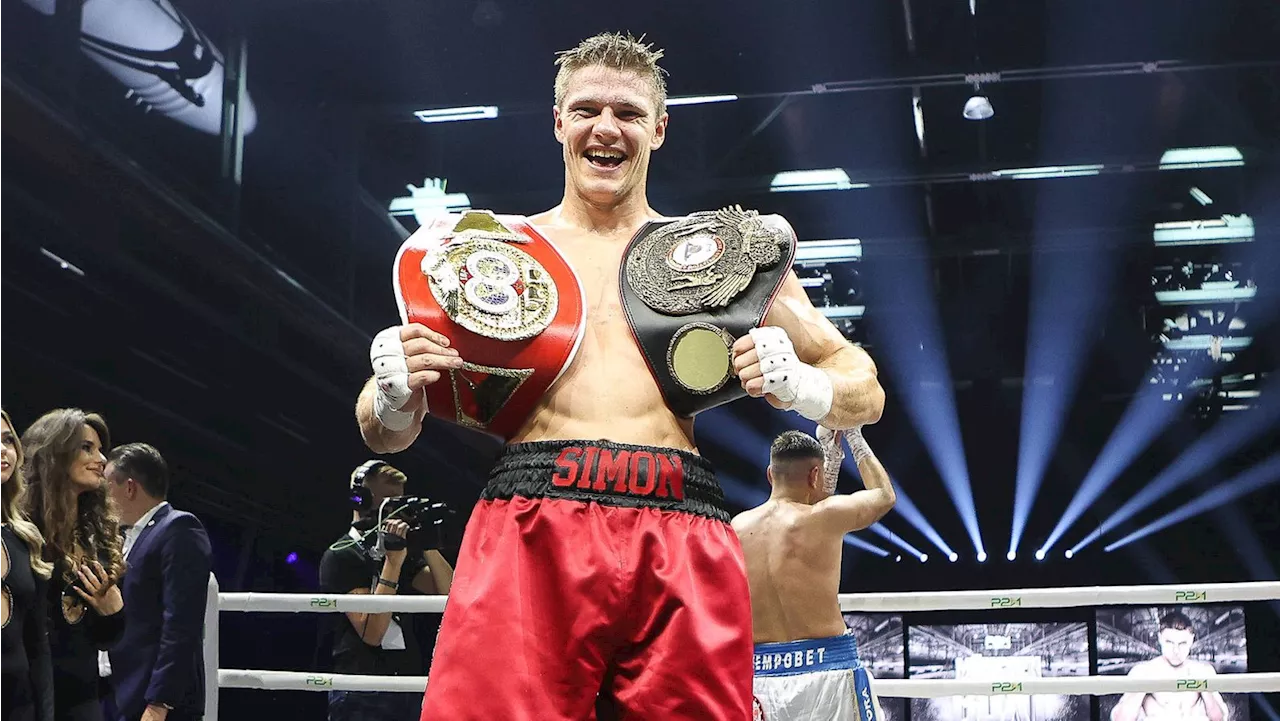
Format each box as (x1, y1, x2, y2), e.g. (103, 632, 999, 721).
(813, 429, 896, 534)
(758, 273, 884, 429)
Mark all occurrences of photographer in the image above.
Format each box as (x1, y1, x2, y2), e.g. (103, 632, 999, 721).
(318, 461, 453, 721)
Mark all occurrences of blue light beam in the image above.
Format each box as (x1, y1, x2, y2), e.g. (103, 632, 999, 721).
(1011, 30, 1145, 559)
(863, 250, 985, 558)
(1070, 375, 1280, 553)
(1013, 236, 1122, 558)
(868, 522, 925, 559)
(1039, 363, 1215, 556)
(1104, 453, 1280, 551)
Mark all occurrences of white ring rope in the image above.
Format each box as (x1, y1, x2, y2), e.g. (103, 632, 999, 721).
(216, 581, 1280, 615)
(210, 580, 1280, 712)
(219, 592, 447, 614)
(216, 670, 1280, 698)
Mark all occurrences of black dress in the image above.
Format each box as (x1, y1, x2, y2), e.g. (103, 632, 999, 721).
(46, 553, 126, 721)
(2, 525, 55, 721)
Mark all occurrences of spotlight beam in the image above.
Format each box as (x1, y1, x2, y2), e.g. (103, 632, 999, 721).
(1070, 376, 1280, 553)
(872, 477, 957, 559)
(844, 534, 892, 557)
(1040, 374, 1202, 556)
(861, 254, 986, 559)
(1104, 453, 1280, 552)
(868, 521, 926, 559)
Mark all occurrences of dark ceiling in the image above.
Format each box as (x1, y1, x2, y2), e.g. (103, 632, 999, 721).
(2, 0, 1278, 595)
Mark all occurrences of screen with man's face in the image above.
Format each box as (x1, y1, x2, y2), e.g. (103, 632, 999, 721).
(1097, 606, 1249, 721)
(844, 613, 905, 721)
(907, 622, 1089, 721)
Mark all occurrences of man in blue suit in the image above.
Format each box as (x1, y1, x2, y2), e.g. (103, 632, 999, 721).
(101, 443, 212, 721)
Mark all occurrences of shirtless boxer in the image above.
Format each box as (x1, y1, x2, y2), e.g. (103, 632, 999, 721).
(354, 33, 884, 720)
(733, 427, 895, 721)
(1111, 612, 1228, 721)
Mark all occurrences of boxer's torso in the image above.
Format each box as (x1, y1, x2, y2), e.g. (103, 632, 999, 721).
(509, 212, 696, 451)
(1132, 660, 1215, 719)
(734, 501, 847, 644)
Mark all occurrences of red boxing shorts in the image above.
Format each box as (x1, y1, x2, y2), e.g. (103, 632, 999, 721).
(420, 440, 753, 721)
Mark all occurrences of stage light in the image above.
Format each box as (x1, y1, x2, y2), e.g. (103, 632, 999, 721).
(1159, 146, 1243, 171)
(948, 552, 959, 562)
(992, 164, 1102, 180)
(1006, 551, 1016, 561)
(912, 91, 926, 152)
(665, 94, 738, 107)
(919, 554, 929, 563)
(818, 305, 866, 320)
(1064, 549, 1074, 559)
(963, 95, 993, 120)
(389, 177, 473, 225)
(977, 551, 988, 562)
(795, 239, 863, 263)
(1105, 453, 1280, 551)
(770, 169, 868, 193)
(40, 248, 86, 277)
(1153, 214, 1253, 246)
(1035, 548, 1046, 561)
(895, 555, 903, 563)
(285, 552, 298, 565)
(413, 105, 499, 123)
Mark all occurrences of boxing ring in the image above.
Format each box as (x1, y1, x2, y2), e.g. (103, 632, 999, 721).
(200, 580, 1280, 719)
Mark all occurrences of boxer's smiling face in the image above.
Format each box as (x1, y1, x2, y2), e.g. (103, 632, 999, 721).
(554, 66, 668, 208)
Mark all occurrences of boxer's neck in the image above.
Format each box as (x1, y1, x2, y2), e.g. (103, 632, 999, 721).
(555, 189, 658, 235)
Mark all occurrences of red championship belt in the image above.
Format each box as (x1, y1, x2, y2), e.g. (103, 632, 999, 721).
(393, 210, 586, 439)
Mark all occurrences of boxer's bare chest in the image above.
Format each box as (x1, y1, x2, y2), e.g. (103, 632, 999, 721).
(510, 221, 692, 446)
(540, 224, 646, 371)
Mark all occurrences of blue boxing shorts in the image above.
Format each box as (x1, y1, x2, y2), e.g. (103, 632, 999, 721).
(751, 633, 883, 721)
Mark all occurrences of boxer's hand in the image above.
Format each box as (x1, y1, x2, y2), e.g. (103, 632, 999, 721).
(370, 324, 463, 430)
(732, 327, 833, 421)
(816, 425, 846, 460)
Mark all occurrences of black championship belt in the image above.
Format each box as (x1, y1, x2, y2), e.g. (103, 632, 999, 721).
(619, 206, 797, 418)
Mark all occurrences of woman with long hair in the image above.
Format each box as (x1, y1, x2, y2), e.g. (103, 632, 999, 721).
(3, 410, 56, 721)
(22, 409, 126, 721)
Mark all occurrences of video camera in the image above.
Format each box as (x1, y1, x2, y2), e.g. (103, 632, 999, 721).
(377, 496, 454, 554)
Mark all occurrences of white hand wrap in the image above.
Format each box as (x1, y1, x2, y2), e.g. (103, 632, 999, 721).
(845, 427, 873, 466)
(816, 425, 845, 494)
(747, 326, 833, 422)
(370, 327, 415, 432)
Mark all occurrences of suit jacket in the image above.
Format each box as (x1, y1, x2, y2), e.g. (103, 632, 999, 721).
(105, 504, 212, 721)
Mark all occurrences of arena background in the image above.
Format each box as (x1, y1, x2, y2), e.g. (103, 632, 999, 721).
(1, 0, 1277, 718)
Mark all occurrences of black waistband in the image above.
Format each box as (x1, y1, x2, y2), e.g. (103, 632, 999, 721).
(482, 440, 729, 522)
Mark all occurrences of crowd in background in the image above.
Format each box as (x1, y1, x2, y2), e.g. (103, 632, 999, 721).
(2, 407, 213, 721)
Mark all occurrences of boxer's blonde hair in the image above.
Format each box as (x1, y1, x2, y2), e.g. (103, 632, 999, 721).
(554, 32, 669, 116)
